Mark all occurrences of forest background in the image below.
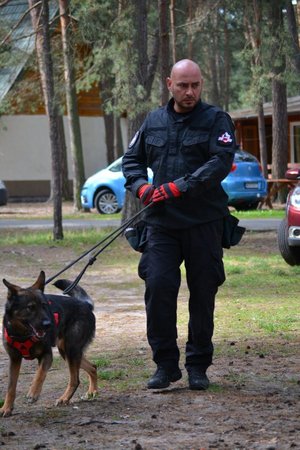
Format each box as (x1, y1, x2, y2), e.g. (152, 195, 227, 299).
(0, 0, 299, 238)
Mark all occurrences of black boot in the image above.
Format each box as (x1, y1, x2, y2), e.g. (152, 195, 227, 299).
(187, 367, 209, 390)
(147, 366, 182, 389)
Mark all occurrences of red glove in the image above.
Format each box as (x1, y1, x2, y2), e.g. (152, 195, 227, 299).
(152, 182, 182, 203)
(137, 184, 155, 205)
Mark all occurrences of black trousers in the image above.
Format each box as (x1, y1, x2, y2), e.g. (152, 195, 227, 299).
(138, 220, 225, 371)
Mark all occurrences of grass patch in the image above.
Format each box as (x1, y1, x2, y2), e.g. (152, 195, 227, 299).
(232, 209, 285, 219)
(176, 241, 300, 366)
(92, 349, 151, 390)
(0, 228, 140, 269)
(208, 383, 225, 393)
(0, 227, 119, 248)
(64, 211, 121, 221)
(98, 369, 126, 381)
(93, 356, 111, 368)
(0, 226, 299, 393)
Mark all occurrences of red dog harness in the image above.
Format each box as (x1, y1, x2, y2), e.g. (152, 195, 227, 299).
(4, 328, 40, 359)
(4, 312, 60, 360)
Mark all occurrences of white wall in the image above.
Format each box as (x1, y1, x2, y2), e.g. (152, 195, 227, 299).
(0, 115, 128, 181)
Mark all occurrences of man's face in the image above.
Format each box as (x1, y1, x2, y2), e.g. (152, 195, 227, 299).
(167, 68, 203, 113)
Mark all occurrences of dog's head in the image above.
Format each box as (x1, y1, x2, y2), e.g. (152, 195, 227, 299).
(2, 271, 51, 338)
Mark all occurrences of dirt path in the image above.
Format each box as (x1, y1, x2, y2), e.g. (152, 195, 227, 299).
(0, 204, 299, 449)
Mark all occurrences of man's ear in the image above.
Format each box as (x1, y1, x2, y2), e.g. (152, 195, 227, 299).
(200, 77, 204, 90)
(166, 77, 172, 90)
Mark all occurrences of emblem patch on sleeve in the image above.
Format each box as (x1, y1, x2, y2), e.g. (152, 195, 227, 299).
(217, 131, 233, 145)
(128, 131, 140, 148)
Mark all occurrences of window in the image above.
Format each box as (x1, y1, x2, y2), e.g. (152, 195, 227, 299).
(290, 122, 300, 163)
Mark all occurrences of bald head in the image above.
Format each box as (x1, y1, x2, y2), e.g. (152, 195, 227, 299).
(170, 59, 202, 79)
(167, 59, 203, 113)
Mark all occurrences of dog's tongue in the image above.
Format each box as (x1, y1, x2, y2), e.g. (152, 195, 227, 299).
(30, 325, 45, 338)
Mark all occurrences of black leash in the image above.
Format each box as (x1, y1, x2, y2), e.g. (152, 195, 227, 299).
(45, 202, 152, 294)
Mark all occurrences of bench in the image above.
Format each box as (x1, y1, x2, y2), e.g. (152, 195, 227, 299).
(258, 163, 300, 209)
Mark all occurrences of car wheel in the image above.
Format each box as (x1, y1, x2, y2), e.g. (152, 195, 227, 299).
(277, 218, 300, 266)
(234, 201, 259, 211)
(94, 189, 120, 214)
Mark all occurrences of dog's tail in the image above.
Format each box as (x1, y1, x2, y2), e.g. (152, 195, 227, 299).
(53, 279, 94, 308)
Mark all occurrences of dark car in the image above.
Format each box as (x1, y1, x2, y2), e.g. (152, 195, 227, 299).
(277, 168, 300, 265)
(0, 180, 8, 206)
(81, 149, 267, 214)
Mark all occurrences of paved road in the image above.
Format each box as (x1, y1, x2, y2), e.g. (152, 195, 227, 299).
(0, 218, 120, 229)
(239, 218, 281, 231)
(0, 217, 281, 231)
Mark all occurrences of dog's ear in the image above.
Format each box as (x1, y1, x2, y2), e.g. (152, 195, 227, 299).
(3, 279, 21, 300)
(31, 271, 46, 292)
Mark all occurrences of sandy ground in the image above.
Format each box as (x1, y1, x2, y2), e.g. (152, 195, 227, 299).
(0, 203, 299, 450)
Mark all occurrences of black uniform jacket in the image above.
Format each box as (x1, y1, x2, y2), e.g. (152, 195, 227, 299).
(122, 98, 237, 229)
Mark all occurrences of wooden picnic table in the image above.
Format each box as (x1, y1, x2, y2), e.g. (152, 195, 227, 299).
(259, 178, 299, 209)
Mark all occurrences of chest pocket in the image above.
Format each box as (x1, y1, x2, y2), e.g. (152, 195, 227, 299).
(181, 133, 210, 168)
(145, 135, 167, 170)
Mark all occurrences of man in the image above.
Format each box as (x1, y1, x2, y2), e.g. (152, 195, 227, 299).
(122, 59, 236, 390)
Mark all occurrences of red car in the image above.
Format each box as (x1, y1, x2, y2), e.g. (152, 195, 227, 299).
(277, 168, 300, 265)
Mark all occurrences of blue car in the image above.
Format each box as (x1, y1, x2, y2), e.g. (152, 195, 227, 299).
(222, 149, 267, 210)
(81, 157, 125, 214)
(81, 149, 267, 214)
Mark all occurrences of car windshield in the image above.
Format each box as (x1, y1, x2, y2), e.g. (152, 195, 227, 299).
(109, 159, 122, 172)
(235, 150, 257, 163)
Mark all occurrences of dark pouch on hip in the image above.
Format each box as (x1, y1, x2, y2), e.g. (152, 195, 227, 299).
(124, 221, 148, 252)
(222, 214, 246, 249)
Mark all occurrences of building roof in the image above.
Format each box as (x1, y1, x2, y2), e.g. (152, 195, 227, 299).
(230, 96, 300, 120)
(0, 0, 57, 104)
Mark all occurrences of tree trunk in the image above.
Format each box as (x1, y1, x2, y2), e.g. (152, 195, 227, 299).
(57, 114, 71, 200)
(208, 12, 220, 106)
(209, 54, 219, 106)
(257, 102, 268, 178)
(103, 111, 115, 163)
(285, 0, 300, 75)
(170, 0, 176, 64)
(272, 78, 288, 180)
(115, 116, 124, 158)
(223, 5, 230, 111)
(101, 112, 124, 163)
(59, 0, 85, 211)
(158, 0, 170, 106)
(100, 78, 124, 164)
(243, 0, 268, 176)
(121, 0, 158, 223)
(270, 1, 288, 202)
(29, 0, 63, 240)
(187, 0, 194, 60)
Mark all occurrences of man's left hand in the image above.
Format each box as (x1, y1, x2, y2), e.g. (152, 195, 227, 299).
(152, 182, 182, 203)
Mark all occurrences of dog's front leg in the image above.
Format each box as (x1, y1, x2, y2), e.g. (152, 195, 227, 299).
(0, 357, 22, 417)
(26, 352, 53, 403)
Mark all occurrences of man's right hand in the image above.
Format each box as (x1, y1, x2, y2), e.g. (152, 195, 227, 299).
(137, 184, 155, 205)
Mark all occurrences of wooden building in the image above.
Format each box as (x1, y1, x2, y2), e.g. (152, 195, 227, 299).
(230, 96, 300, 164)
(0, 0, 126, 200)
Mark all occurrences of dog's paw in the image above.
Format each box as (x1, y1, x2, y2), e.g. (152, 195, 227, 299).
(82, 390, 99, 400)
(0, 407, 13, 418)
(26, 393, 39, 403)
(55, 397, 70, 406)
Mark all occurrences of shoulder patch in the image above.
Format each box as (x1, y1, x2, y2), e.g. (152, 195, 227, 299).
(217, 131, 233, 145)
(128, 131, 139, 148)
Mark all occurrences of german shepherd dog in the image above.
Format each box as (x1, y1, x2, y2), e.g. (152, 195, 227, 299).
(1, 271, 98, 417)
